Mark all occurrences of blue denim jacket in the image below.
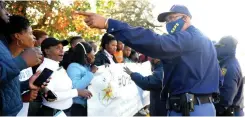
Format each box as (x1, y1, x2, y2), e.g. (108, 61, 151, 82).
(0, 37, 28, 116)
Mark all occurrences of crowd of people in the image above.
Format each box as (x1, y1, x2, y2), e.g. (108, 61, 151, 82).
(0, 1, 244, 117)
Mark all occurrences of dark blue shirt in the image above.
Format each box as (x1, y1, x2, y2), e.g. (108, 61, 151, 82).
(107, 19, 220, 95)
(130, 62, 167, 116)
(219, 56, 244, 108)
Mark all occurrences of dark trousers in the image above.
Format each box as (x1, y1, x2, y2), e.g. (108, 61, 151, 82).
(70, 104, 87, 116)
(37, 105, 70, 116)
(28, 101, 42, 116)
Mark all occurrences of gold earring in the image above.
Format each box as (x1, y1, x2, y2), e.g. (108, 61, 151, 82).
(16, 41, 20, 46)
(17, 40, 23, 47)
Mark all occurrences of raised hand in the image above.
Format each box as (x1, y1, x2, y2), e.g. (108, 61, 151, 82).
(21, 48, 43, 67)
(123, 66, 133, 75)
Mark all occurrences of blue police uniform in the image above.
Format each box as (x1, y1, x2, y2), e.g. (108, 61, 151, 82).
(130, 61, 167, 116)
(106, 5, 220, 116)
(215, 36, 244, 116)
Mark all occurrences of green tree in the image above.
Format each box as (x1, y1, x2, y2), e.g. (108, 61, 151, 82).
(106, 0, 161, 31)
(5, 0, 113, 41)
(5, 0, 162, 40)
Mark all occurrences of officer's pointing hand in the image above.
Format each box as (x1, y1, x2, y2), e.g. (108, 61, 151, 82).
(74, 11, 108, 29)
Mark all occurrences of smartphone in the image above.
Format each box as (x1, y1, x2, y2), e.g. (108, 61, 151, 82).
(43, 90, 57, 102)
(33, 68, 53, 87)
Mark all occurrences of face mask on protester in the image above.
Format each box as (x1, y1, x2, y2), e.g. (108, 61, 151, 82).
(166, 17, 185, 34)
(215, 43, 236, 61)
(216, 46, 227, 60)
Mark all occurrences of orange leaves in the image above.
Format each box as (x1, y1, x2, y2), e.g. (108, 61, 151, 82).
(73, 0, 82, 8)
(55, 13, 69, 31)
(72, 14, 87, 32)
(72, 13, 104, 39)
(6, 1, 109, 41)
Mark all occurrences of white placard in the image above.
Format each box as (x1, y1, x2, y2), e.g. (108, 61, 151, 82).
(88, 62, 151, 117)
(17, 67, 33, 117)
(19, 67, 33, 82)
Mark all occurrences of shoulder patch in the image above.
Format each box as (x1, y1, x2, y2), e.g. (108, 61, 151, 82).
(221, 68, 227, 76)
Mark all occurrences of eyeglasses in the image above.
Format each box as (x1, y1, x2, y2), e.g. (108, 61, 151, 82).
(165, 15, 184, 23)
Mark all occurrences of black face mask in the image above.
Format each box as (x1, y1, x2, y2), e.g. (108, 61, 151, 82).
(215, 43, 236, 61)
(215, 36, 238, 60)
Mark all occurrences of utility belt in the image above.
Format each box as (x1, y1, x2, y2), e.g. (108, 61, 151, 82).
(212, 93, 220, 104)
(166, 93, 213, 116)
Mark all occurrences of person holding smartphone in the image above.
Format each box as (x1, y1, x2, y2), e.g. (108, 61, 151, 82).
(1, 13, 48, 116)
(67, 42, 97, 116)
(6, 14, 39, 116)
(36, 37, 92, 116)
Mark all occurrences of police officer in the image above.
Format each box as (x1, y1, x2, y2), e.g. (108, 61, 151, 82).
(215, 36, 244, 116)
(76, 5, 220, 116)
(124, 59, 167, 116)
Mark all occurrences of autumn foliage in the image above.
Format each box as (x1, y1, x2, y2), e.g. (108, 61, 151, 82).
(6, 0, 110, 41)
(5, 0, 159, 41)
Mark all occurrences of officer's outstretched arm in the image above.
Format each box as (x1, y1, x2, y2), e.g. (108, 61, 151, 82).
(219, 65, 238, 107)
(107, 19, 193, 60)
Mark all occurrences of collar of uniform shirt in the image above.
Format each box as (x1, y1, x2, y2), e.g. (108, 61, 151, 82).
(104, 49, 113, 59)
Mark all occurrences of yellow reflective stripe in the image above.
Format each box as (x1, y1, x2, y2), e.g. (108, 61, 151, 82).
(171, 23, 179, 33)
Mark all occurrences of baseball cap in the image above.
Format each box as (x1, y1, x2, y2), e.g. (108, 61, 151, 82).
(158, 5, 192, 22)
(215, 36, 238, 48)
(41, 37, 68, 51)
